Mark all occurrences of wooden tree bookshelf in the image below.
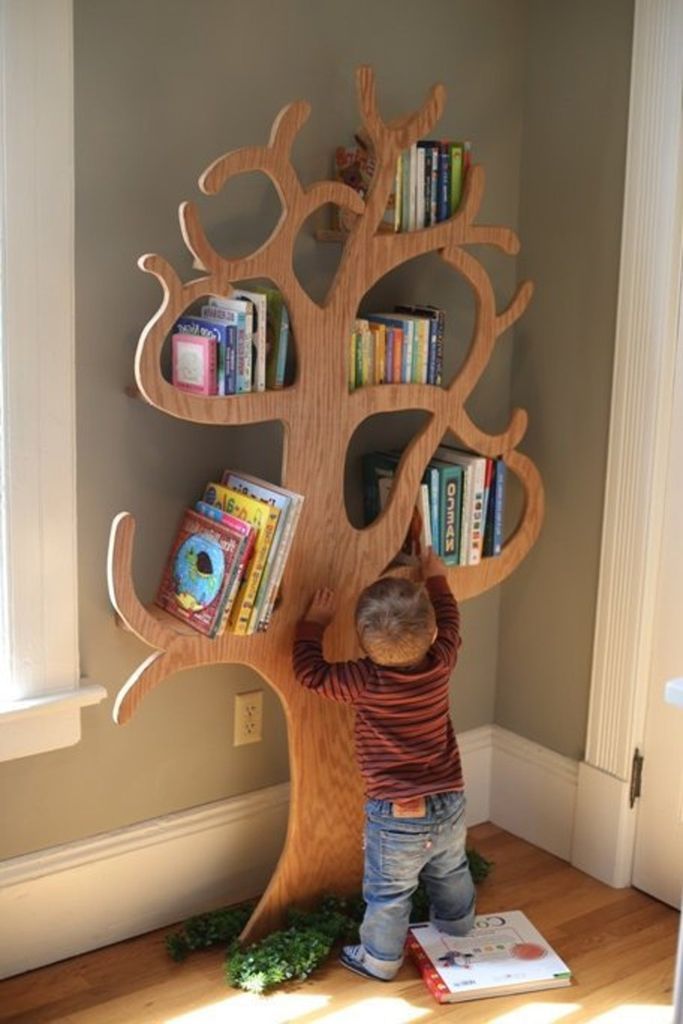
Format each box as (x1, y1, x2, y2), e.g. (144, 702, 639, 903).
(107, 66, 543, 944)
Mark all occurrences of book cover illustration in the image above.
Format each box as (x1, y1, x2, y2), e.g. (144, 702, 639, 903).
(407, 911, 572, 1004)
(171, 333, 216, 395)
(155, 508, 248, 636)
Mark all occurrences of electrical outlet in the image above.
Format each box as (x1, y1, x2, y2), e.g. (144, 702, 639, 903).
(234, 689, 263, 746)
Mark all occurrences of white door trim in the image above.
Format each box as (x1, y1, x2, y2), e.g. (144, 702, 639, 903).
(571, 0, 683, 886)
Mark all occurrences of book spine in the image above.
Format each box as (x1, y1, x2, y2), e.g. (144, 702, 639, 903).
(403, 320, 414, 383)
(422, 144, 433, 227)
(479, 457, 494, 557)
(420, 319, 430, 384)
(434, 309, 445, 386)
(229, 512, 278, 634)
(440, 466, 462, 565)
(254, 298, 267, 392)
(430, 144, 439, 225)
(401, 150, 411, 232)
(276, 304, 289, 387)
(393, 155, 402, 232)
(415, 144, 425, 229)
(234, 312, 250, 393)
(385, 327, 394, 384)
(419, 483, 432, 550)
(428, 465, 441, 556)
(449, 142, 464, 215)
(224, 324, 236, 394)
(437, 142, 451, 222)
(393, 327, 403, 383)
(426, 316, 437, 385)
(468, 458, 487, 565)
(408, 144, 417, 230)
(486, 458, 506, 556)
(257, 497, 304, 630)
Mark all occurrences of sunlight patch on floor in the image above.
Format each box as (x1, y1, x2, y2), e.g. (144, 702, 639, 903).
(586, 1005, 673, 1024)
(312, 995, 431, 1024)
(487, 1003, 581, 1024)
(165, 991, 330, 1024)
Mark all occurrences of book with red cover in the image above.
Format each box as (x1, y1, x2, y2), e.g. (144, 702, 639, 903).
(407, 911, 572, 1004)
(155, 508, 252, 637)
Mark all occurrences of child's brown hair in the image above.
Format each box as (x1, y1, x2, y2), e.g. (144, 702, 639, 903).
(355, 577, 436, 667)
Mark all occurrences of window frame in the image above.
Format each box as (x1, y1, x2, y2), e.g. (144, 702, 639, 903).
(0, 0, 105, 761)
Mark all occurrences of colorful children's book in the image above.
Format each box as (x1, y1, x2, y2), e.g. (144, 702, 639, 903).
(434, 445, 488, 565)
(171, 333, 217, 396)
(231, 288, 268, 392)
(202, 481, 279, 635)
(255, 288, 290, 389)
(407, 912, 572, 1004)
(193, 500, 256, 633)
(220, 470, 303, 633)
(430, 459, 464, 565)
(155, 508, 250, 636)
(174, 315, 236, 396)
(201, 297, 253, 394)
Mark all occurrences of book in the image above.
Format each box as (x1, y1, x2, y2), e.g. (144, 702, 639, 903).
(202, 482, 280, 634)
(430, 459, 464, 565)
(155, 508, 251, 637)
(257, 287, 290, 389)
(450, 142, 465, 214)
(220, 470, 303, 632)
(376, 476, 431, 564)
(231, 288, 268, 392)
(171, 333, 217, 396)
(407, 911, 572, 1004)
(202, 297, 253, 394)
(193, 500, 256, 632)
(435, 445, 488, 564)
(483, 458, 506, 557)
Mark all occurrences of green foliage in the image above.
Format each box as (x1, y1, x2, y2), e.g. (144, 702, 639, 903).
(165, 848, 493, 992)
(226, 926, 333, 994)
(165, 902, 254, 962)
(467, 846, 493, 884)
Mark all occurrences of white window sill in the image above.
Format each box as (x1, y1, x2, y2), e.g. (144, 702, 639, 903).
(0, 684, 107, 762)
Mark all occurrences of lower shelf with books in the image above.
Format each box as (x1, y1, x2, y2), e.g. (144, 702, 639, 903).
(153, 471, 303, 640)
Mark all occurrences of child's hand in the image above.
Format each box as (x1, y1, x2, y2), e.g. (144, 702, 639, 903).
(421, 547, 445, 580)
(305, 587, 336, 626)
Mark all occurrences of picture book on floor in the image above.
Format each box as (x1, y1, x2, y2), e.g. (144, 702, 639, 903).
(407, 911, 572, 1004)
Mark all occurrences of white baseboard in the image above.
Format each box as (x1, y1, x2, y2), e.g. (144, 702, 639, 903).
(459, 724, 493, 827)
(0, 783, 290, 980)
(571, 761, 635, 887)
(0, 725, 580, 980)
(489, 726, 579, 860)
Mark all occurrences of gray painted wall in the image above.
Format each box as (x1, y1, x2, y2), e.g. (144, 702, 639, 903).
(0, 0, 528, 859)
(496, 0, 634, 759)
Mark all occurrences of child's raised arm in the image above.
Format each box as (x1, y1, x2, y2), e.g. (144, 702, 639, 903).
(292, 587, 367, 704)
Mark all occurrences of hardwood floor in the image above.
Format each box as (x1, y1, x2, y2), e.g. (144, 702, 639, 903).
(0, 824, 678, 1024)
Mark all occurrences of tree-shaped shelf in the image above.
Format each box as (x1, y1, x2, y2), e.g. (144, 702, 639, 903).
(107, 66, 543, 944)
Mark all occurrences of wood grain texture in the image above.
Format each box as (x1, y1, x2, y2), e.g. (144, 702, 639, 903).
(107, 67, 544, 943)
(0, 826, 677, 1024)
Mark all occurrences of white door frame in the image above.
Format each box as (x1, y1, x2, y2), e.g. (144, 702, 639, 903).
(571, 0, 683, 887)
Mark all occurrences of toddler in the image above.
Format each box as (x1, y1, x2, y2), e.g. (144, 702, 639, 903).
(292, 549, 475, 981)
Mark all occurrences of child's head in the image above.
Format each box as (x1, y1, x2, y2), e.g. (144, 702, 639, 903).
(355, 577, 436, 667)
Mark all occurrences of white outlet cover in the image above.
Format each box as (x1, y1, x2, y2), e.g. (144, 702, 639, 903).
(234, 689, 264, 746)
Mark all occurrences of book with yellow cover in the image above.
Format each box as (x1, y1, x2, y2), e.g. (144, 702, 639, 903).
(202, 482, 280, 634)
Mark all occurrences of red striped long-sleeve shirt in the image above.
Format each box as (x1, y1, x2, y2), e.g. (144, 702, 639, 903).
(292, 575, 464, 800)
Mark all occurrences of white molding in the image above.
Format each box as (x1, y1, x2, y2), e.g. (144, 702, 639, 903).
(0, 0, 96, 759)
(0, 783, 291, 979)
(489, 726, 578, 860)
(0, 0, 80, 693)
(0, 727, 582, 978)
(584, 0, 683, 780)
(571, 762, 635, 888)
(0, 684, 106, 762)
(459, 724, 493, 827)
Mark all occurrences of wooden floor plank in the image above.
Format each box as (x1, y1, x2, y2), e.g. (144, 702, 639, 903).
(0, 824, 678, 1024)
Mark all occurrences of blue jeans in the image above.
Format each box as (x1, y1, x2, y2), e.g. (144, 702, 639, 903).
(360, 791, 476, 970)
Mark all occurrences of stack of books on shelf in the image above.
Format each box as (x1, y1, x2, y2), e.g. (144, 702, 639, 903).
(170, 287, 291, 397)
(349, 304, 444, 390)
(333, 136, 471, 233)
(363, 444, 506, 566)
(155, 471, 303, 637)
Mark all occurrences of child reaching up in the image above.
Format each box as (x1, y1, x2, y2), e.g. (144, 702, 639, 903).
(292, 549, 475, 981)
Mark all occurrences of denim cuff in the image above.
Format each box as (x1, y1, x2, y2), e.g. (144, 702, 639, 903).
(360, 944, 404, 978)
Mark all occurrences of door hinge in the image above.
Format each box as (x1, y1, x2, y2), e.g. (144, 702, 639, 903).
(629, 748, 644, 808)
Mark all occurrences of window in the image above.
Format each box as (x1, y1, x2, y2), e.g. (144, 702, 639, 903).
(0, 0, 105, 760)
